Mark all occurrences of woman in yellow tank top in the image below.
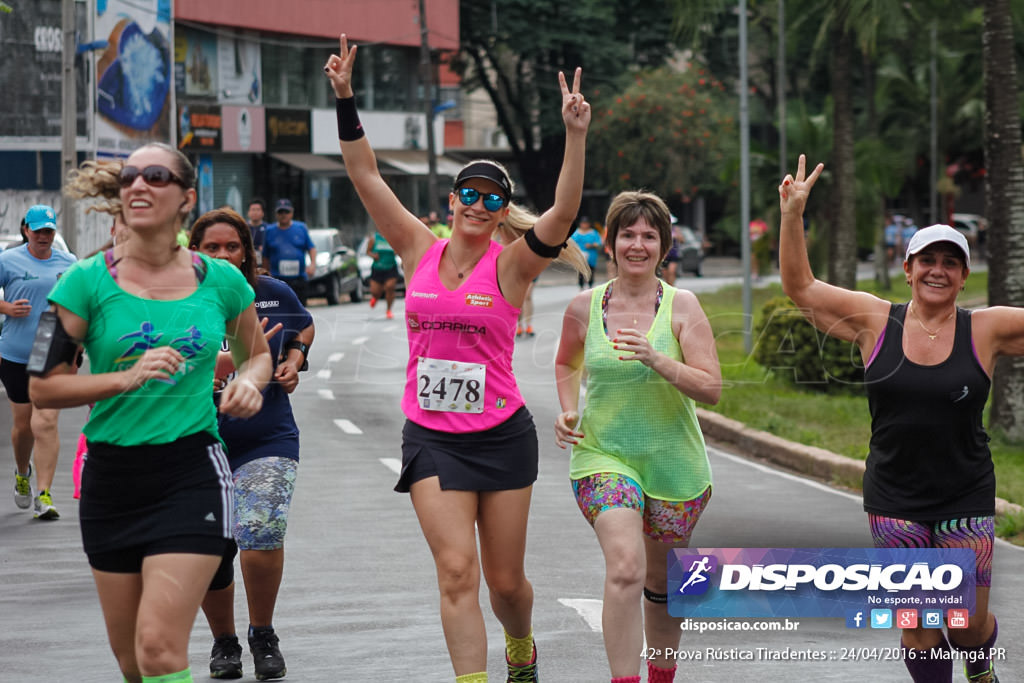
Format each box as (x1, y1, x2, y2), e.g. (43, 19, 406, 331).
(554, 191, 722, 683)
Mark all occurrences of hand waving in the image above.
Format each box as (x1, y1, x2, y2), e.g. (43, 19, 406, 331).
(559, 67, 591, 134)
(779, 154, 823, 216)
(324, 34, 358, 99)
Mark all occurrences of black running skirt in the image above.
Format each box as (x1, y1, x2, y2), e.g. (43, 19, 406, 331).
(80, 432, 233, 556)
(396, 406, 539, 493)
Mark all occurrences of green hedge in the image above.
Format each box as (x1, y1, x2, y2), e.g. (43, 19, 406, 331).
(753, 296, 865, 394)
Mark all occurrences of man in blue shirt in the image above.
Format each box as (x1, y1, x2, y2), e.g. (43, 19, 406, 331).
(264, 198, 317, 305)
(0, 205, 77, 519)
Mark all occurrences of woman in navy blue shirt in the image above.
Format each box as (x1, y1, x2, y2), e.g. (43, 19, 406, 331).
(189, 208, 315, 681)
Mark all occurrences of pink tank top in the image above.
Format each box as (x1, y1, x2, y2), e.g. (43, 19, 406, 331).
(401, 239, 525, 432)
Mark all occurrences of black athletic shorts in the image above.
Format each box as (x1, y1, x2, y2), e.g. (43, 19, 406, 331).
(81, 432, 232, 572)
(0, 359, 30, 404)
(370, 266, 401, 284)
(396, 406, 539, 493)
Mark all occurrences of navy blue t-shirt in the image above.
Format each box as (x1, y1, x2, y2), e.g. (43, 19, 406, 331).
(217, 275, 313, 469)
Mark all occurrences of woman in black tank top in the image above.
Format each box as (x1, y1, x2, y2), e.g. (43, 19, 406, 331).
(777, 156, 1021, 683)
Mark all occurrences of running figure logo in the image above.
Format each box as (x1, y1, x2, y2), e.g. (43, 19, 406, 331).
(677, 555, 717, 596)
(115, 322, 207, 385)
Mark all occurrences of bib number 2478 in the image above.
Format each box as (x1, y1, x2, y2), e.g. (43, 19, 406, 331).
(417, 357, 485, 414)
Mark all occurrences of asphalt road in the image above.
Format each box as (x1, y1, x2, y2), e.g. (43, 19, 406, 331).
(1, 265, 1020, 682)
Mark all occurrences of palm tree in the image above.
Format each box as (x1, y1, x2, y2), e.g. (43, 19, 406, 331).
(982, 0, 1024, 438)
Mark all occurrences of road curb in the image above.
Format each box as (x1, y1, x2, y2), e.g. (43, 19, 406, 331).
(696, 408, 1023, 519)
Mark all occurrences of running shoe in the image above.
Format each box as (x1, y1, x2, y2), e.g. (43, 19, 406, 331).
(210, 635, 243, 679)
(14, 466, 32, 509)
(516, 327, 523, 337)
(249, 627, 287, 681)
(369, 296, 378, 308)
(386, 310, 394, 319)
(506, 642, 538, 683)
(967, 665, 999, 683)
(33, 489, 59, 520)
(526, 326, 535, 337)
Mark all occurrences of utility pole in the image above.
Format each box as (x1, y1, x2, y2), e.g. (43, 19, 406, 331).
(418, 0, 440, 215)
(61, 0, 77, 253)
(740, 0, 752, 353)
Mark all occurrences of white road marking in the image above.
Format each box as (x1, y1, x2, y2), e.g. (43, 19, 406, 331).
(316, 369, 332, 380)
(352, 336, 369, 345)
(317, 389, 335, 400)
(333, 419, 363, 434)
(558, 598, 603, 633)
(706, 445, 864, 503)
(379, 458, 402, 474)
(328, 352, 344, 362)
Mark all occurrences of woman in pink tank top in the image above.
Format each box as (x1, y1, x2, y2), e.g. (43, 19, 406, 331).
(325, 35, 590, 683)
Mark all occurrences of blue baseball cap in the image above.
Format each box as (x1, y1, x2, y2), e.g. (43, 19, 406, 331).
(25, 205, 57, 231)
(275, 198, 294, 212)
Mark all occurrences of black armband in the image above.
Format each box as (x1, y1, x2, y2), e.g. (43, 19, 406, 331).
(284, 339, 310, 371)
(26, 311, 79, 376)
(643, 587, 668, 604)
(336, 97, 365, 141)
(524, 227, 567, 259)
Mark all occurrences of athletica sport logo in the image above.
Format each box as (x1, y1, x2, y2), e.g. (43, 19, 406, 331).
(676, 555, 717, 596)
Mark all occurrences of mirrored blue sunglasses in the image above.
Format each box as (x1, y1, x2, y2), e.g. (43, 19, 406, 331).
(457, 186, 507, 212)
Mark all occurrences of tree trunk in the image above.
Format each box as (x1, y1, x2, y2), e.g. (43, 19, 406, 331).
(983, 0, 1024, 438)
(830, 24, 858, 289)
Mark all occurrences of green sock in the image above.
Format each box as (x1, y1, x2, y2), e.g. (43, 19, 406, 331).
(141, 669, 193, 683)
(504, 629, 535, 665)
(455, 673, 488, 683)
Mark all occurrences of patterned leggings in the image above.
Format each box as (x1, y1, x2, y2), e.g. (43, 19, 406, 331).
(868, 514, 994, 587)
(232, 457, 298, 551)
(572, 472, 711, 544)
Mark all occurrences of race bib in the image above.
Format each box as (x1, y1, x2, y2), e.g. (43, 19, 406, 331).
(279, 259, 300, 277)
(417, 357, 486, 413)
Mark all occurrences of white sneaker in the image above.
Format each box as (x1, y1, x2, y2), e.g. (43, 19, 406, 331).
(14, 467, 32, 509)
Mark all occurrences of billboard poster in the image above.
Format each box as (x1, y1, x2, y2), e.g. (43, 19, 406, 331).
(217, 34, 261, 104)
(94, 0, 173, 156)
(265, 108, 310, 152)
(177, 103, 221, 151)
(0, 0, 89, 145)
(176, 26, 218, 97)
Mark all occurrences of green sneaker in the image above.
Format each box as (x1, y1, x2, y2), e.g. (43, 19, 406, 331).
(14, 466, 32, 509)
(967, 665, 999, 683)
(506, 642, 538, 683)
(33, 489, 59, 520)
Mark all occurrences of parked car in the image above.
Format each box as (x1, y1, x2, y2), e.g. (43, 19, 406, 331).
(307, 228, 364, 305)
(952, 213, 987, 248)
(356, 235, 405, 294)
(0, 232, 71, 253)
(677, 226, 705, 277)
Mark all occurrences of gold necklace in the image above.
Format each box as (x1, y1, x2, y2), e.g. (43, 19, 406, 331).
(909, 301, 954, 341)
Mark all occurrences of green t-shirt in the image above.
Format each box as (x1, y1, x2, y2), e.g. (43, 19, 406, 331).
(371, 231, 398, 271)
(48, 252, 254, 446)
(570, 280, 711, 501)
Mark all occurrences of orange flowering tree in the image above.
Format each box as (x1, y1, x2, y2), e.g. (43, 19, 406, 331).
(588, 65, 736, 203)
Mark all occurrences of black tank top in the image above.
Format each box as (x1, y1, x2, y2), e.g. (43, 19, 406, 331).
(862, 303, 994, 521)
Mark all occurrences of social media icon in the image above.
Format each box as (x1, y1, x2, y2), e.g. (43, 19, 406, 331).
(871, 609, 892, 629)
(845, 610, 866, 629)
(896, 609, 918, 629)
(923, 609, 944, 628)
(948, 609, 969, 629)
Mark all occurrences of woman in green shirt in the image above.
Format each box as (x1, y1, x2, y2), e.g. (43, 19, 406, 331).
(554, 191, 721, 683)
(33, 143, 272, 683)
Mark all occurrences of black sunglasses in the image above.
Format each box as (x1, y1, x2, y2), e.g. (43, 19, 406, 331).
(457, 187, 507, 212)
(118, 165, 188, 189)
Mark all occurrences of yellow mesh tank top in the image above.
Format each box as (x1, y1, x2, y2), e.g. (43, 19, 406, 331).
(569, 280, 712, 500)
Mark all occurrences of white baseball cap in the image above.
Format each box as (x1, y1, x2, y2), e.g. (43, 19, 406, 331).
(905, 224, 970, 269)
